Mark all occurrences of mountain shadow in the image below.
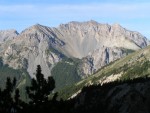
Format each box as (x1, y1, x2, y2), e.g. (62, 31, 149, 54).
(72, 76, 150, 113)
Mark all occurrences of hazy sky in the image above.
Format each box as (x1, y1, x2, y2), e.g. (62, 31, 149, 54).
(0, 0, 150, 38)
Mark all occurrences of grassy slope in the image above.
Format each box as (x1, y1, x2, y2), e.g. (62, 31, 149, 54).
(57, 45, 150, 100)
(51, 58, 81, 91)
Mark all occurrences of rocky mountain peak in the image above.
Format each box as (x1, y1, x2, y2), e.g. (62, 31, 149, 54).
(59, 20, 100, 30)
(21, 24, 45, 34)
(20, 24, 57, 42)
(112, 23, 121, 27)
(0, 29, 19, 42)
(88, 20, 98, 24)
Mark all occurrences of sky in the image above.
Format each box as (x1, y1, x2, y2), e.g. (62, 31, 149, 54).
(0, 0, 150, 38)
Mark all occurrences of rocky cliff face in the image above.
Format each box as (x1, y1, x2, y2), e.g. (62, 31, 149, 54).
(55, 21, 149, 58)
(0, 21, 149, 77)
(80, 46, 126, 76)
(0, 25, 65, 77)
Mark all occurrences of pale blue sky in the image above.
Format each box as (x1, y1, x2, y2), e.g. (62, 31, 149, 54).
(0, 0, 150, 38)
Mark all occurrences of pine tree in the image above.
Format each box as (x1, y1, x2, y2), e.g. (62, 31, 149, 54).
(14, 89, 20, 105)
(26, 65, 55, 105)
(1, 77, 16, 113)
(13, 77, 17, 88)
(6, 77, 13, 92)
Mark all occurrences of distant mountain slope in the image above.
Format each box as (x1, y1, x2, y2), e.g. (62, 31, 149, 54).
(58, 45, 150, 99)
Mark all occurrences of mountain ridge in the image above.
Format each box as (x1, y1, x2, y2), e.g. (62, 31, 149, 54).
(0, 20, 149, 81)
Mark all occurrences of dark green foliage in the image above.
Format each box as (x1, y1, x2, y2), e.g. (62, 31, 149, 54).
(26, 65, 55, 104)
(6, 77, 13, 92)
(0, 77, 24, 113)
(15, 89, 20, 104)
(0, 59, 28, 89)
(51, 58, 81, 90)
(13, 77, 17, 87)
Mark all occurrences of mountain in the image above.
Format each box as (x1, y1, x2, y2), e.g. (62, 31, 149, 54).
(0, 20, 149, 90)
(58, 44, 150, 100)
(56, 21, 149, 76)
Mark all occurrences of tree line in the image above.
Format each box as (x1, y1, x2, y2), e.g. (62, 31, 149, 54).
(0, 65, 74, 113)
